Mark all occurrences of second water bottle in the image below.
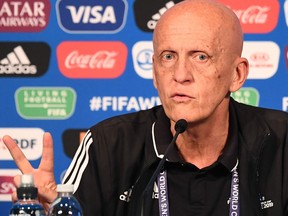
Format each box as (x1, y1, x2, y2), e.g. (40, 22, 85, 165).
(48, 184, 83, 216)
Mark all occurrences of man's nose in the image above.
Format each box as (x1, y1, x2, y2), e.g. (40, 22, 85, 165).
(172, 58, 193, 84)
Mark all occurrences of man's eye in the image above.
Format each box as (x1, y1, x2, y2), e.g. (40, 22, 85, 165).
(198, 54, 207, 61)
(163, 54, 173, 60)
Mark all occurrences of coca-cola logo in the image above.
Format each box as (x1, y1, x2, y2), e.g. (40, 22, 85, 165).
(219, 0, 279, 33)
(57, 41, 128, 79)
(65, 51, 117, 69)
(234, 6, 269, 24)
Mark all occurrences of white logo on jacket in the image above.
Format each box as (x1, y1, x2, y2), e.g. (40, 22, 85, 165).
(260, 196, 274, 209)
(119, 187, 133, 202)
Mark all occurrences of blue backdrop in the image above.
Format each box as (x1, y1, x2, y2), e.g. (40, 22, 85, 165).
(0, 0, 287, 214)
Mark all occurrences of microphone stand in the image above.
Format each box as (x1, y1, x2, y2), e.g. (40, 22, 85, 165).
(140, 119, 187, 216)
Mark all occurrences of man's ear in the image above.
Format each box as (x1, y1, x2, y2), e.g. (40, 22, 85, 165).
(229, 57, 249, 92)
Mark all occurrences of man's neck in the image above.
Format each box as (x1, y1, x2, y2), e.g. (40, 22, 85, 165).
(174, 112, 229, 169)
(176, 132, 228, 169)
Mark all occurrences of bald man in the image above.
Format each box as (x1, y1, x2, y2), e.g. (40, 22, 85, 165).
(3, 1, 288, 215)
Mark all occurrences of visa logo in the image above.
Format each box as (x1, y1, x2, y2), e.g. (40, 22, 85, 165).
(56, 0, 128, 33)
(67, 5, 116, 24)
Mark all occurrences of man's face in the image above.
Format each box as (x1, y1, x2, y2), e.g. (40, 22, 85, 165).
(153, 13, 238, 124)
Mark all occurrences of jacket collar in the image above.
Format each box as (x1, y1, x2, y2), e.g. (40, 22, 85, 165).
(148, 99, 279, 163)
(150, 103, 239, 171)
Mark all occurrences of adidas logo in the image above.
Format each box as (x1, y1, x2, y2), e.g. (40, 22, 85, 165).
(119, 187, 133, 202)
(147, 1, 175, 30)
(152, 182, 159, 199)
(119, 182, 159, 203)
(0, 45, 37, 74)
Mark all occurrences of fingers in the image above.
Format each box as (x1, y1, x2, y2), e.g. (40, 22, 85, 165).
(4, 132, 57, 212)
(38, 185, 57, 204)
(38, 132, 54, 172)
(11, 190, 18, 203)
(2, 135, 34, 173)
(38, 185, 58, 212)
(13, 175, 21, 187)
(11, 175, 21, 203)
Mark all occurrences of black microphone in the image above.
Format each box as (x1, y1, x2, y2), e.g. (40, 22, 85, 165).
(140, 119, 188, 216)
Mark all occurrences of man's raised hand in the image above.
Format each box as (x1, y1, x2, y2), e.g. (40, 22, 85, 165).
(2, 132, 57, 211)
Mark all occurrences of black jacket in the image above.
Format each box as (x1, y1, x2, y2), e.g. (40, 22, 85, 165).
(62, 99, 288, 216)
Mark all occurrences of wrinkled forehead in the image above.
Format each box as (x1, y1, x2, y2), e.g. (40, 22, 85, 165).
(155, 0, 238, 29)
(155, 4, 230, 38)
(153, 1, 243, 55)
(155, 30, 216, 50)
(154, 14, 225, 52)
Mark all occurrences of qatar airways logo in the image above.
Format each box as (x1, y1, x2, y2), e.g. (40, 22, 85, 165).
(0, 0, 51, 32)
(242, 41, 280, 79)
(57, 41, 128, 78)
(219, 0, 279, 33)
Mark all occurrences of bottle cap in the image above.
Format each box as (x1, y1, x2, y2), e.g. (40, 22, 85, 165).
(20, 174, 34, 187)
(17, 174, 38, 199)
(56, 184, 74, 193)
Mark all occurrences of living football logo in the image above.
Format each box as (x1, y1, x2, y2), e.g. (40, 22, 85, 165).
(15, 87, 76, 119)
(231, 87, 260, 107)
(0, 42, 50, 77)
(56, 0, 128, 33)
(0, 0, 51, 32)
(133, 0, 183, 32)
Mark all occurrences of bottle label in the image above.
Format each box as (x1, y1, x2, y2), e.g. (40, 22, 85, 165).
(10, 214, 32, 216)
(10, 209, 45, 216)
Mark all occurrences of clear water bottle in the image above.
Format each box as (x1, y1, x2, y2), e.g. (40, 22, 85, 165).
(48, 184, 83, 216)
(9, 174, 46, 216)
